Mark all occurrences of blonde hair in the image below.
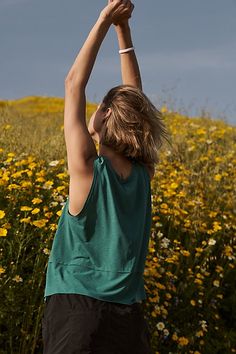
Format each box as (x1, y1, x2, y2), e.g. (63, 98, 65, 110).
(100, 85, 172, 166)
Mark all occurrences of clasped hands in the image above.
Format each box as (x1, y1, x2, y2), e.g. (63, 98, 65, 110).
(100, 0, 134, 26)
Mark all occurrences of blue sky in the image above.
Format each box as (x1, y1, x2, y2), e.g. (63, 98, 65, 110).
(0, 0, 235, 126)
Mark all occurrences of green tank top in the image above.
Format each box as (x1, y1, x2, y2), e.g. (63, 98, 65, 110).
(44, 155, 152, 305)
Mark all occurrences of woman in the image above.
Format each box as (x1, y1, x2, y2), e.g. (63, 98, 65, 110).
(42, 1, 171, 353)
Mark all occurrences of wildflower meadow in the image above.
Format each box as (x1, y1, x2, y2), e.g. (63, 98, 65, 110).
(0, 97, 235, 353)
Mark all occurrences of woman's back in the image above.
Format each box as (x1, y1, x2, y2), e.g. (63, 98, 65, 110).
(68, 153, 154, 218)
(44, 154, 152, 305)
(105, 155, 154, 181)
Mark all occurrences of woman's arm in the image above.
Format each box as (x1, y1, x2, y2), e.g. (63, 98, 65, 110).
(65, 1, 130, 86)
(64, 1, 131, 174)
(114, 7, 142, 90)
(65, 18, 110, 87)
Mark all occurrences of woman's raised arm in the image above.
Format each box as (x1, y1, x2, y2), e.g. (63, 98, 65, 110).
(113, 2, 142, 90)
(65, 1, 129, 86)
(64, 1, 132, 174)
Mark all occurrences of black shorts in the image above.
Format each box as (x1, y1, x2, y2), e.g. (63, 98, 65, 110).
(42, 293, 153, 354)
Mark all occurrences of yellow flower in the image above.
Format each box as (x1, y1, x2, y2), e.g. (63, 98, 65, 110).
(8, 152, 15, 157)
(20, 206, 33, 211)
(196, 128, 206, 135)
(195, 247, 203, 253)
(214, 174, 222, 181)
(172, 333, 178, 341)
(56, 210, 63, 217)
(0, 210, 6, 219)
(209, 211, 218, 218)
(0, 228, 7, 237)
(31, 208, 40, 215)
(0, 267, 6, 274)
(190, 299, 196, 306)
(28, 162, 37, 170)
(199, 156, 208, 162)
(213, 222, 222, 232)
(21, 181, 32, 188)
(165, 255, 179, 263)
(223, 245, 233, 257)
(43, 181, 54, 189)
(32, 198, 42, 204)
(5, 158, 13, 163)
(32, 219, 48, 228)
(7, 184, 20, 191)
(49, 223, 58, 231)
(216, 265, 224, 272)
(20, 217, 31, 223)
(156, 282, 166, 290)
(56, 172, 67, 179)
(56, 186, 66, 192)
(45, 212, 53, 219)
(196, 330, 204, 337)
(160, 105, 168, 113)
(36, 177, 45, 182)
(178, 336, 189, 346)
(181, 250, 190, 257)
(160, 203, 168, 209)
(196, 273, 204, 279)
(170, 182, 178, 189)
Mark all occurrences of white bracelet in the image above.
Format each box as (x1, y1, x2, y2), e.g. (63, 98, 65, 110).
(119, 47, 135, 54)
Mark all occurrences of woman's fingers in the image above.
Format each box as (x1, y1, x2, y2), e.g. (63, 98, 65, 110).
(101, 0, 134, 24)
(116, 0, 133, 15)
(121, 0, 129, 5)
(126, 1, 133, 13)
(118, 1, 134, 17)
(114, 0, 131, 10)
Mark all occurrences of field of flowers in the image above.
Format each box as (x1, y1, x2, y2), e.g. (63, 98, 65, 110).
(0, 96, 235, 353)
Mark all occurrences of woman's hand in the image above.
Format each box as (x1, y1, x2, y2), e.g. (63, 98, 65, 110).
(111, 0, 134, 26)
(100, 0, 134, 26)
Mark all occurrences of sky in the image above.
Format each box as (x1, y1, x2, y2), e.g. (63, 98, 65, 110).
(0, 0, 236, 126)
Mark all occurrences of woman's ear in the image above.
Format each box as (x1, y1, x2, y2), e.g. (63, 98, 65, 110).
(105, 107, 112, 118)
